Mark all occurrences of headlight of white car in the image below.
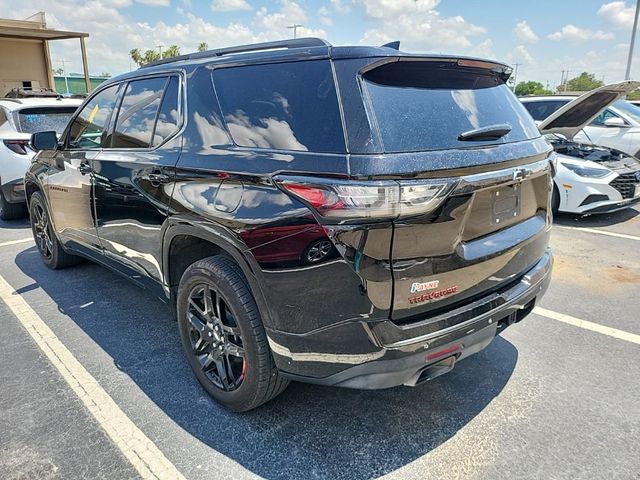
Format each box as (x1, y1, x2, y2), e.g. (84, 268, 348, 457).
(560, 162, 611, 178)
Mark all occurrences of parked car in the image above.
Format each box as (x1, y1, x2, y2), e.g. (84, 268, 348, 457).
(0, 95, 81, 219)
(521, 94, 640, 158)
(25, 38, 553, 411)
(528, 82, 640, 214)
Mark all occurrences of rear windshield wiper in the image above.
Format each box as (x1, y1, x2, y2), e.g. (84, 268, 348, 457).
(458, 123, 512, 141)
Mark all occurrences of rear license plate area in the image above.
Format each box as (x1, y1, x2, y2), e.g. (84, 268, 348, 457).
(491, 184, 521, 225)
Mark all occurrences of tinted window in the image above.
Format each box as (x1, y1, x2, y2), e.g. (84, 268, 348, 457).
(68, 85, 119, 149)
(17, 107, 77, 134)
(363, 62, 540, 153)
(213, 60, 345, 153)
(112, 77, 166, 148)
(522, 100, 569, 121)
(152, 76, 180, 146)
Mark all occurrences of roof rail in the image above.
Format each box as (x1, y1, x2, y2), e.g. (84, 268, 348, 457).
(140, 37, 332, 69)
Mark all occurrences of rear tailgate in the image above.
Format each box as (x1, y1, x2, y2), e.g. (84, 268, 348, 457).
(338, 56, 553, 324)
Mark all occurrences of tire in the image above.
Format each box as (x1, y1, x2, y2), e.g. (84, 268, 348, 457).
(29, 191, 81, 269)
(0, 189, 25, 220)
(177, 255, 289, 412)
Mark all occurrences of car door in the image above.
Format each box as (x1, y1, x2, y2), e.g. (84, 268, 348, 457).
(581, 109, 631, 152)
(46, 84, 120, 258)
(92, 74, 182, 294)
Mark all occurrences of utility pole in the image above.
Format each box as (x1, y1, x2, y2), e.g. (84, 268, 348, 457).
(564, 70, 570, 92)
(511, 63, 521, 92)
(625, 0, 640, 80)
(156, 44, 163, 57)
(61, 59, 70, 94)
(287, 24, 303, 39)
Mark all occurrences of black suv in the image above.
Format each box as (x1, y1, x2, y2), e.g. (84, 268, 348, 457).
(26, 38, 553, 412)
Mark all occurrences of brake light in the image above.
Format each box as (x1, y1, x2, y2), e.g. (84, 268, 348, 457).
(276, 176, 455, 223)
(3, 139, 30, 155)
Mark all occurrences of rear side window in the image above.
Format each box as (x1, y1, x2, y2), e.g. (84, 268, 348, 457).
(68, 85, 119, 149)
(213, 60, 345, 153)
(362, 61, 540, 153)
(152, 76, 180, 146)
(112, 77, 166, 148)
(16, 107, 77, 134)
(522, 100, 569, 121)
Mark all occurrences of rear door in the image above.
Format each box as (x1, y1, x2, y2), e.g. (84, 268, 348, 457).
(93, 74, 182, 292)
(338, 58, 553, 321)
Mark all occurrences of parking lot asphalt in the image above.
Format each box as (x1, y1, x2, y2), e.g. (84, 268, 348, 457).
(1, 208, 639, 480)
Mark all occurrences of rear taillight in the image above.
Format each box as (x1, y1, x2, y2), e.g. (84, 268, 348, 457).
(276, 176, 455, 223)
(3, 139, 30, 155)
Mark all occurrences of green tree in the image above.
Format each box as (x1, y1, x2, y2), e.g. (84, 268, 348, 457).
(162, 45, 181, 59)
(198, 42, 208, 52)
(627, 90, 640, 100)
(130, 48, 161, 67)
(559, 72, 604, 92)
(515, 81, 552, 96)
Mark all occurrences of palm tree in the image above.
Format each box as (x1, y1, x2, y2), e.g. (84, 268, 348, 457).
(198, 42, 208, 52)
(162, 45, 181, 59)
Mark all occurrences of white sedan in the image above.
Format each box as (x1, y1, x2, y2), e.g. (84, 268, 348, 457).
(522, 94, 640, 158)
(531, 82, 640, 214)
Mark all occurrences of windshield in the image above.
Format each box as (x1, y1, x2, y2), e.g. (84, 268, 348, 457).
(613, 99, 640, 124)
(362, 61, 540, 153)
(16, 107, 77, 134)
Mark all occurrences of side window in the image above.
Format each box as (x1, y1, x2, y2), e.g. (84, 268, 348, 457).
(111, 77, 166, 149)
(152, 76, 180, 147)
(590, 109, 619, 126)
(212, 60, 345, 153)
(68, 85, 119, 149)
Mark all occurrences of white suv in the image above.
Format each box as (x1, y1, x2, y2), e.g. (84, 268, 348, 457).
(0, 95, 81, 219)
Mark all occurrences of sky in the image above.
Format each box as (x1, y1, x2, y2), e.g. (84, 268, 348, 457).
(3, 0, 640, 88)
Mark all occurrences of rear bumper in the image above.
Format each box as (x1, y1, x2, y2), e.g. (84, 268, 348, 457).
(272, 250, 552, 388)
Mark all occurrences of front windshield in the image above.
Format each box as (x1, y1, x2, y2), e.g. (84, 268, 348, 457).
(613, 99, 640, 124)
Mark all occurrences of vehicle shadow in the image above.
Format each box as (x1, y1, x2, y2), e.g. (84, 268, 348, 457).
(0, 218, 30, 230)
(553, 206, 639, 228)
(15, 247, 518, 480)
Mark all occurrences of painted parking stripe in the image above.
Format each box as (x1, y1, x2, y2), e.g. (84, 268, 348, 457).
(534, 306, 640, 346)
(556, 226, 640, 242)
(0, 274, 186, 480)
(0, 237, 34, 248)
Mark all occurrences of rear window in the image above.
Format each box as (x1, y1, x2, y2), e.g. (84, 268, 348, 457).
(16, 107, 77, 134)
(521, 100, 569, 121)
(362, 61, 540, 153)
(213, 60, 345, 153)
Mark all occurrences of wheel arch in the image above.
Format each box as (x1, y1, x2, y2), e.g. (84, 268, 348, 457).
(162, 217, 275, 329)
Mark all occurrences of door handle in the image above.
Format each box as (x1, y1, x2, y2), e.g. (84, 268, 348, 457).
(78, 162, 92, 175)
(142, 172, 172, 185)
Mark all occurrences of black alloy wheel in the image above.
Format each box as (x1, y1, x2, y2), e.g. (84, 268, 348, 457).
(177, 255, 289, 411)
(31, 201, 54, 260)
(186, 283, 246, 391)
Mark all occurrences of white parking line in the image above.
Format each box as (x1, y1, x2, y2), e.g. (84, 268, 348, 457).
(556, 226, 640, 242)
(534, 306, 640, 345)
(0, 274, 186, 480)
(0, 237, 34, 248)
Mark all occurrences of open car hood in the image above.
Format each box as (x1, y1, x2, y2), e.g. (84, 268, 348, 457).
(537, 80, 640, 140)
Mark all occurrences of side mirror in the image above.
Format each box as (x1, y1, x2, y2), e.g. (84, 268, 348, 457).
(603, 117, 628, 128)
(31, 131, 59, 151)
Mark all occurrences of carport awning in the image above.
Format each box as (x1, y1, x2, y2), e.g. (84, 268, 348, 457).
(0, 26, 88, 40)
